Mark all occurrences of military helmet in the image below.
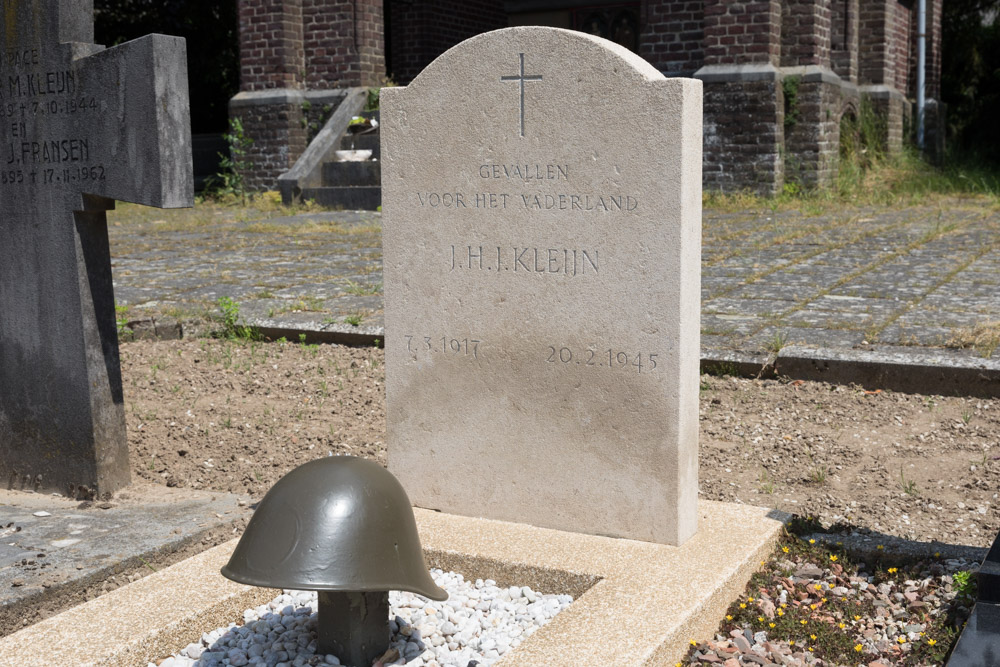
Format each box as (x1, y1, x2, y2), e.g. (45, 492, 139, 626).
(222, 456, 446, 600)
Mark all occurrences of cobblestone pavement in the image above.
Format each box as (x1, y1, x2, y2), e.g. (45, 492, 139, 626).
(108, 197, 1000, 364)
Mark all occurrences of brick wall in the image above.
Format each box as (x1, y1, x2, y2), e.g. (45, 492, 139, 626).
(830, 0, 859, 82)
(639, 0, 704, 75)
(781, 0, 831, 67)
(889, 0, 912, 94)
(387, 0, 506, 84)
(859, 0, 912, 90)
(238, 0, 305, 91)
(303, 0, 384, 88)
(703, 0, 782, 66)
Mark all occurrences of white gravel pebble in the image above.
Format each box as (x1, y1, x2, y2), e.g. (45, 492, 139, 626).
(152, 569, 571, 667)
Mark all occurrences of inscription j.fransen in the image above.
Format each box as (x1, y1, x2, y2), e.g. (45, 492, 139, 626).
(451, 246, 598, 276)
(6, 137, 90, 164)
(419, 192, 638, 212)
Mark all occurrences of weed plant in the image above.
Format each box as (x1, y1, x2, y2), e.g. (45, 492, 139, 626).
(705, 98, 1000, 213)
(213, 297, 261, 342)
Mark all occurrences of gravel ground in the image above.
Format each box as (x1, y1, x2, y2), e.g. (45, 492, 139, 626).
(121, 337, 999, 666)
(152, 571, 571, 667)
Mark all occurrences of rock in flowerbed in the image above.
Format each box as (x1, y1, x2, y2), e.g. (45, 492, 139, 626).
(682, 520, 978, 667)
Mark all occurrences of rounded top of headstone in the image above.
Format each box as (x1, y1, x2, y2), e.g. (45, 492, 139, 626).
(406, 26, 664, 91)
(221, 456, 446, 600)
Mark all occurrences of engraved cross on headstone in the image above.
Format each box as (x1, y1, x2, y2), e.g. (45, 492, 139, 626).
(500, 53, 542, 137)
(0, 0, 193, 498)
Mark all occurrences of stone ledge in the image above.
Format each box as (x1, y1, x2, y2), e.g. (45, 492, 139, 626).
(775, 344, 1000, 398)
(0, 502, 786, 666)
(229, 88, 348, 109)
(694, 63, 780, 83)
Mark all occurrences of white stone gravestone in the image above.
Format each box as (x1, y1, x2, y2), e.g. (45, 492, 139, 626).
(382, 27, 702, 545)
(0, 0, 192, 498)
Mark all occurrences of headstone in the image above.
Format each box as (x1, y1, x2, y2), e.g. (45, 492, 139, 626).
(382, 27, 702, 545)
(0, 0, 193, 498)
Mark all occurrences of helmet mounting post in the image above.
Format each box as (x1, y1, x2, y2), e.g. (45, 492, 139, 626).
(221, 456, 447, 666)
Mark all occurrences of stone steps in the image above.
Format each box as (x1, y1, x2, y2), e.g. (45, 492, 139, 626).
(301, 185, 382, 210)
(313, 110, 382, 210)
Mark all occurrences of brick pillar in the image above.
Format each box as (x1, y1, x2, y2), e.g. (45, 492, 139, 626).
(239, 0, 305, 91)
(830, 0, 859, 82)
(304, 0, 384, 89)
(780, 0, 842, 189)
(695, 0, 785, 195)
(858, 0, 906, 154)
(232, 0, 386, 191)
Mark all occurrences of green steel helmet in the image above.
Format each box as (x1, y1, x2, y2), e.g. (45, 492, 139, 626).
(221, 456, 447, 601)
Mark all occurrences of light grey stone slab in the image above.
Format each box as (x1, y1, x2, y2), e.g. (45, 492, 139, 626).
(382, 27, 702, 545)
(0, 1, 192, 497)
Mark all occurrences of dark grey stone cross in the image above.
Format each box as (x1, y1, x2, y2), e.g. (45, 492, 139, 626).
(0, 0, 193, 498)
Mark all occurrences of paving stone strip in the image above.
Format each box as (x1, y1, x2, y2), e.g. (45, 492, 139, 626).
(107, 199, 1000, 393)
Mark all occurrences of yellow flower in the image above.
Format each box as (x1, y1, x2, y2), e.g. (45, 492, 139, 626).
(810, 634, 817, 640)
(830, 555, 838, 562)
(854, 644, 863, 652)
(919, 632, 925, 637)
(777, 609, 785, 617)
(689, 639, 697, 646)
(877, 545, 884, 550)
(781, 603, 788, 608)
(854, 615, 861, 621)
(821, 597, 827, 602)
(740, 603, 747, 609)
(810, 604, 817, 610)
(934, 552, 940, 558)
(726, 615, 733, 621)
(769, 623, 776, 629)
(897, 637, 906, 644)
(749, 597, 755, 602)
(838, 622, 846, 629)
(789, 640, 795, 646)
(814, 584, 822, 591)
(800, 620, 808, 626)
(758, 616, 765, 622)
(809, 539, 816, 544)
(888, 567, 898, 574)
(782, 546, 790, 553)
(928, 639, 937, 646)
(808, 648, 814, 652)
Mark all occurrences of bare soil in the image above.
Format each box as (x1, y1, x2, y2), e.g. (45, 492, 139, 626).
(122, 338, 1000, 549)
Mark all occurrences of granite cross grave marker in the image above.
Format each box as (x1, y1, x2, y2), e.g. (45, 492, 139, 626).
(382, 27, 702, 545)
(0, 0, 193, 498)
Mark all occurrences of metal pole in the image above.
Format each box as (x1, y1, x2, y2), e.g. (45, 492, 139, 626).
(917, 0, 927, 151)
(316, 590, 390, 667)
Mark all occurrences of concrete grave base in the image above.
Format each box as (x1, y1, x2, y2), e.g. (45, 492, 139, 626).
(0, 501, 786, 666)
